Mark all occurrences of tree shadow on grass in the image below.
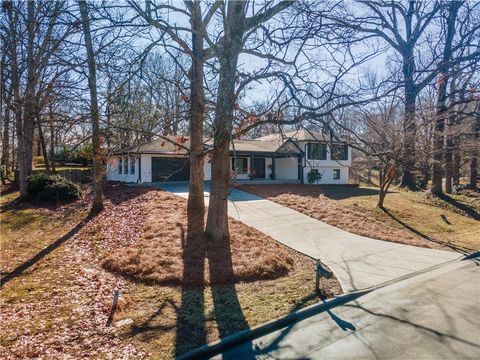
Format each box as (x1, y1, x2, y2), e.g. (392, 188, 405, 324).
(380, 207, 474, 254)
(0, 209, 97, 288)
(174, 225, 255, 359)
(436, 193, 480, 221)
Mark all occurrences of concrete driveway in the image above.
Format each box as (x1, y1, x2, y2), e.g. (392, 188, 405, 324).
(216, 258, 480, 360)
(154, 182, 463, 292)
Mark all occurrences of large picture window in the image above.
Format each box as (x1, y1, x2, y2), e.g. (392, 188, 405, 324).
(232, 157, 248, 174)
(331, 145, 348, 161)
(307, 143, 327, 160)
(118, 157, 123, 174)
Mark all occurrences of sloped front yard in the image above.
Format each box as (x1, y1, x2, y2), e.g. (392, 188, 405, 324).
(240, 184, 480, 252)
(0, 183, 341, 359)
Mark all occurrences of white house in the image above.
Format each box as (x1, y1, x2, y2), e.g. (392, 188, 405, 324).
(106, 130, 352, 185)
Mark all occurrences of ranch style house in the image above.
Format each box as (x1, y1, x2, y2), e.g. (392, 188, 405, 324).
(106, 130, 352, 185)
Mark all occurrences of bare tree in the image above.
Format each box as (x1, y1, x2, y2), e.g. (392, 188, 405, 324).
(320, 0, 442, 190)
(205, 1, 294, 241)
(431, 0, 462, 195)
(79, 0, 103, 212)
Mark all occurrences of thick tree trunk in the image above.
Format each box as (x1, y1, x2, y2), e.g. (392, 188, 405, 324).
(8, 9, 27, 198)
(79, 0, 103, 212)
(400, 74, 417, 190)
(187, 1, 206, 239)
(444, 91, 456, 194)
(431, 2, 459, 195)
(205, 1, 247, 241)
(431, 94, 446, 195)
(24, 0, 36, 177)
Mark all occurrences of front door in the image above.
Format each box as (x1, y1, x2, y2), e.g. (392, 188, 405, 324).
(252, 158, 266, 178)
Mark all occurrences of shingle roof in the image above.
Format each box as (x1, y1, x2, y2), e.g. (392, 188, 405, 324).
(255, 130, 340, 142)
(115, 135, 300, 155)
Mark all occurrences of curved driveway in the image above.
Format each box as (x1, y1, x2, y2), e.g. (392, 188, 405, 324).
(156, 183, 462, 292)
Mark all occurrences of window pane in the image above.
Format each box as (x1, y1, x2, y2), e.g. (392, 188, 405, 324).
(307, 143, 326, 160)
(232, 157, 248, 174)
(331, 145, 348, 160)
(118, 157, 122, 174)
(124, 156, 129, 174)
(333, 169, 340, 179)
(130, 157, 135, 174)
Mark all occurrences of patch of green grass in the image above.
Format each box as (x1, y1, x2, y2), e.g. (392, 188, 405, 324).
(340, 186, 480, 250)
(2, 208, 49, 229)
(0, 192, 88, 274)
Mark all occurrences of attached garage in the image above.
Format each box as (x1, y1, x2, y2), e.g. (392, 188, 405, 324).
(151, 157, 190, 182)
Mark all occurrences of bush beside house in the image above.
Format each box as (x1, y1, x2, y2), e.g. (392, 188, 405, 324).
(27, 173, 81, 201)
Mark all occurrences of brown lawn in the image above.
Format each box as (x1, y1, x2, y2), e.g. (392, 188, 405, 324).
(240, 184, 480, 252)
(102, 190, 296, 286)
(0, 183, 341, 359)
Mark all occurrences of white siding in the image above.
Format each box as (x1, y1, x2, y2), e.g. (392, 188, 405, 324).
(303, 166, 349, 184)
(106, 155, 139, 183)
(141, 154, 152, 182)
(204, 159, 211, 180)
(275, 157, 298, 180)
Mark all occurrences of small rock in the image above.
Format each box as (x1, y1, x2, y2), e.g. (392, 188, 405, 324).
(114, 318, 134, 328)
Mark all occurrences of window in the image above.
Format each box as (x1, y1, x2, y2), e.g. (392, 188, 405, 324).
(331, 144, 348, 160)
(307, 143, 327, 160)
(232, 157, 248, 174)
(118, 157, 123, 174)
(124, 156, 128, 174)
(333, 168, 340, 180)
(130, 157, 136, 174)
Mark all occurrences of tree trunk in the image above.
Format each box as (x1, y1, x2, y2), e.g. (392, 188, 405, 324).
(400, 65, 418, 190)
(431, 2, 459, 195)
(205, 2, 247, 241)
(1, 98, 11, 183)
(377, 165, 396, 208)
(8, 7, 27, 198)
(444, 86, 456, 194)
(48, 105, 56, 172)
(24, 0, 36, 177)
(187, 1, 206, 239)
(452, 141, 461, 187)
(79, 0, 103, 212)
(470, 116, 479, 190)
(431, 98, 446, 195)
(36, 115, 51, 172)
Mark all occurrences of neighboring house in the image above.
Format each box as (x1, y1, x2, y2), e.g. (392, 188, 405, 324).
(106, 130, 352, 184)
